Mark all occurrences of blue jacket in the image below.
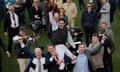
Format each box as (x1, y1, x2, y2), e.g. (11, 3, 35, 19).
(22, 47, 34, 72)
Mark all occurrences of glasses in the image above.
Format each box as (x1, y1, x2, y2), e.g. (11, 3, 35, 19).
(87, 6, 92, 7)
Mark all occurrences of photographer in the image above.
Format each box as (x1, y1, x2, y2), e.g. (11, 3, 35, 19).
(13, 26, 35, 72)
(98, 31, 114, 72)
(102, 34, 113, 72)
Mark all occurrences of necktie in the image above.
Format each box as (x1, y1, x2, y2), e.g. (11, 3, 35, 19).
(38, 59, 41, 72)
(12, 13, 16, 27)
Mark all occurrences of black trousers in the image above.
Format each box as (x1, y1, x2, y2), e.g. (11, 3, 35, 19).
(63, 0, 66, 3)
(83, 26, 97, 46)
(96, 68, 104, 72)
(8, 28, 19, 53)
(110, 11, 115, 23)
(78, 0, 85, 9)
(103, 56, 113, 72)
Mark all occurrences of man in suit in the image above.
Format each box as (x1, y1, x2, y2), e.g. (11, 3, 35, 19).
(4, 4, 20, 54)
(0, 37, 11, 72)
(81, 3, 98, 46)
(45, 44, 59, 72)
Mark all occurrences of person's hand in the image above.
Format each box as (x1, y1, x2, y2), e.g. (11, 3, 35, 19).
(6, 51, 11, 58)
(107, 48, 112, 55)
(57, 59, 64, 65)
(101, 39, 104, 44)
(65, 42, 70, 48)
(18, 38, 24, 45)
(4, 32, 8, 36)
(42, 12, 45, 15)
(22, 35, 28, 39)
(71, 55, 76, 61)
(34, 15, 38, 18)
(34, 15, 40, 19)
(72, 16, 75, 19)
(51, 50, 57, 57)
(74, 32, 78, 36)
(36, 17, 40, 19)
(101, 34, 107, 43)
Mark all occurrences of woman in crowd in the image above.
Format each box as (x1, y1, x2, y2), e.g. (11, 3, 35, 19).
(30, 0, 42, 38)
(59, 8, 68, 25)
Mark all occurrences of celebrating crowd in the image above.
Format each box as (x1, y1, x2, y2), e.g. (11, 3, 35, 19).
(0, 0, 118, 72)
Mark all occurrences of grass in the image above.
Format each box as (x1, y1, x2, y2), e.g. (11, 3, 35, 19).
(0, 0, 120, 72)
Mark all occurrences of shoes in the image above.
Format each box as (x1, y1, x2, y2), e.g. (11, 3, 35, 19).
(59, 63, 65, 70)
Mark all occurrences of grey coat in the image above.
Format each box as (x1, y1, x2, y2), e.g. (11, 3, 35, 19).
(100, 2, 111, 28)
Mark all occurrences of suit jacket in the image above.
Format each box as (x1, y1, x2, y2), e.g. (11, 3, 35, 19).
(29, 58, 48, 72)
(45, 52, 59, 72)
(81, 9, 98, 28)
(4, 12, 20, 32)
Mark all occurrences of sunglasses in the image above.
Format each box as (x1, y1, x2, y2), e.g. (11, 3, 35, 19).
(87, 6, 92, 7)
